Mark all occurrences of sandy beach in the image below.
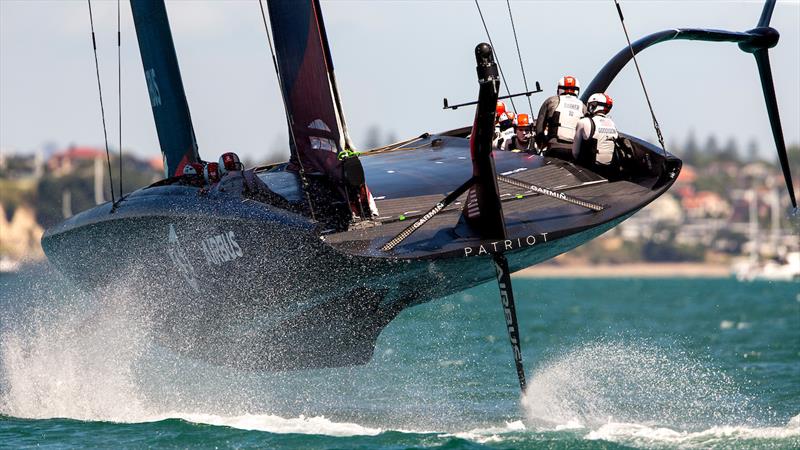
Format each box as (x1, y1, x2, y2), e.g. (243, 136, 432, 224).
(518, 263, 731, 278)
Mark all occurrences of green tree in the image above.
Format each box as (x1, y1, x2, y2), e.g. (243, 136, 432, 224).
(746, 139, 760, 162)
(787, 144, 799, 182)
(720, 137, 740, 162)
(683, 131, 699, 165)
(36, 172, 97, 227)
(704, 135, 720, 155)
(363, 125, 382, 149)
(35, 156, 160, 227)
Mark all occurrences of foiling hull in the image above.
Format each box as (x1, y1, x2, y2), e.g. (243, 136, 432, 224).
(42, 201, 625, 370)
(42, 135, 680, 370)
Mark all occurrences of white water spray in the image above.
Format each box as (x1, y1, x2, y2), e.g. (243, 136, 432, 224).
(520, 339, 800, 447)
(522, 340, 756, 431)
(0, 280, 153, 421)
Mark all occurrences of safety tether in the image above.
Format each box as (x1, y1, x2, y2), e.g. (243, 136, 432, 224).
(87, 0, 116, 205)
(257, 0, 317, 220)
(613, 0, 668, 156)
(474, 0, 517, 114)
(505, 0, 534, 117)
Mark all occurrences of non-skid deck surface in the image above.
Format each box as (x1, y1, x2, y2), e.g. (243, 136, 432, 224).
(321, 132, 672, 258)
(325, 168, 654, 258)
(371, 163, 603, 222)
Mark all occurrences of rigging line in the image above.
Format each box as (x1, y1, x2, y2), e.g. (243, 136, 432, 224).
(257, 0, 316, 220)
(87, 0, 116, 205)
(116, 0, 122, 200)
(505, 0, 533, 117)
(474, 0, 517, 114)
(613, 0, 667, 156)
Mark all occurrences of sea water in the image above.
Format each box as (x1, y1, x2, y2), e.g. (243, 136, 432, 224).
(0, 265, 797, 449)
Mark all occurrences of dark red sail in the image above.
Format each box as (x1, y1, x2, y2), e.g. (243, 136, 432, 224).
(266, 0, 352, 182)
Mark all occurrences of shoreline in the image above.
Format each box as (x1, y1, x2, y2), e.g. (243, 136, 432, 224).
(0, 260, 733, 279)
(518, 263, 731, 278)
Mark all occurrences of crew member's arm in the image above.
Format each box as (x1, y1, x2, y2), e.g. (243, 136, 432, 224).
(534, 97, 555, 147)
(496, 128, 514, 151)
(572, 118, 591, 161)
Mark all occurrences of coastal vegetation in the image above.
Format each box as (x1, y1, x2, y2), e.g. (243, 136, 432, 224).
(1, 134, 797, 265)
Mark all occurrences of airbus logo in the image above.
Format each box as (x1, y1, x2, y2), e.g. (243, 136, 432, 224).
(201, 231, 243, 266)
(166, 224, 199, 292)
(145, 68, 162, 107)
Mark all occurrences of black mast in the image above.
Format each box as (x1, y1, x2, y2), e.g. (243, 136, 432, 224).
(130, 0, 200, 177)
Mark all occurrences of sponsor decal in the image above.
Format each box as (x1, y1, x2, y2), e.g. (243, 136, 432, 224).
(309, 136, 337, 152)
(145, 68, 162, 107)
(167, 224, 199, 292)
(201, 231, 244, 266)
(307, 119, 337, 152)
(530, 184, 568, 200)
(308, 119, 332, 131)
(494, 259, 521, 362)
(463, 232, 549, 257)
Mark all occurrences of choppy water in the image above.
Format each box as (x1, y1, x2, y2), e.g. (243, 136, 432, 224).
(0, 266, 798, 449)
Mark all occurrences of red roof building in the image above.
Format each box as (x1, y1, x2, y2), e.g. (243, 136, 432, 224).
(47, 146, 105, 175)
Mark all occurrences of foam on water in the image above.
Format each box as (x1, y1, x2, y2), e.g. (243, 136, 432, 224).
(154, 412, 386, 436)
(446, 420, 526, 444)
(585, 419, 800, 449)
(436, 412, 800, 447)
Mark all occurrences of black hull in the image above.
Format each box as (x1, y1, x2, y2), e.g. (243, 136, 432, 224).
(43, 134, 680, 370)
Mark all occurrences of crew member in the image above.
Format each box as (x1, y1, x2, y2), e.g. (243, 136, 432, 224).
(572, 93, 619, 177)
(503, 113, 533, 152)
(181, 162, 206, 187)
(204, 162, 221, 184)
(499, 111, 515, 132)
(495, 101, 507, 126)
(534, 76, 586, 160)
(495, 113, 516, 150)
(218, 152, 243, 175)
(494, 101, 516, 149)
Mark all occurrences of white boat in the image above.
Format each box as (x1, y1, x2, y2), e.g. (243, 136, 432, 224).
(734, 252, 800, 282)
(0, 256, 21, 273)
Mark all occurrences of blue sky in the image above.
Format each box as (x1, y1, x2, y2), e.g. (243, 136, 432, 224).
(1, 0, 798, 164)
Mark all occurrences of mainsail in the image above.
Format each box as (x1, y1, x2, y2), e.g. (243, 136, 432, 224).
(131, 0, 200, 177)
(266, 0, 354, 182)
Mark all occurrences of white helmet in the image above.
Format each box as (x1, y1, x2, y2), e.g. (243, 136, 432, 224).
(182, 163, 201, 176)
(587, 93, 613, 115)
(218, 152, 243, 175)
(557, 75, 580, 96)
